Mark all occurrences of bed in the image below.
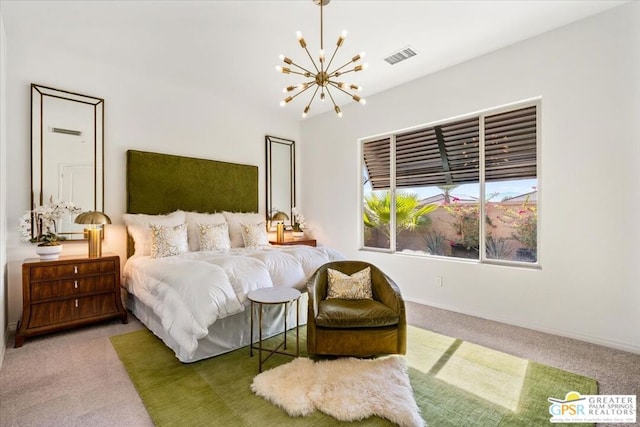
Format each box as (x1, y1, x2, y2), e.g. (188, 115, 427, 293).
(122, 150, 344, 363)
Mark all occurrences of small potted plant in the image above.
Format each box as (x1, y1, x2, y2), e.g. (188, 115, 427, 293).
(19, 198, 82, 260)
(291, 207, 307, 238)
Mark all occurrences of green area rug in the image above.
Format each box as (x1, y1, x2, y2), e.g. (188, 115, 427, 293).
(110, 326, 597, 426)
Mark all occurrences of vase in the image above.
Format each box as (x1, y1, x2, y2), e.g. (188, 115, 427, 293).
(35, 245, 62, 261)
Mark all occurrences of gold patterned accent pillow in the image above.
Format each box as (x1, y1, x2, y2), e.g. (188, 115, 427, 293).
(149, 223, 189, 258)
(198, 223, 231, 251)
(326, 267, 373, 300)
(240, 222, 268, 249)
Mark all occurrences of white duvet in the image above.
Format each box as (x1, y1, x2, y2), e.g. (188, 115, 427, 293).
(123, 245, 344, 359)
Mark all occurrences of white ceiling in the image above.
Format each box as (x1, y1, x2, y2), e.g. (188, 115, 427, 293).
(1, 0, 627, 120)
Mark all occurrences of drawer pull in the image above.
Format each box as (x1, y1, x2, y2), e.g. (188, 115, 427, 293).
(74, 280, 78, 289)
(74, 266, 78, 274)
(75, 299, 78, 308)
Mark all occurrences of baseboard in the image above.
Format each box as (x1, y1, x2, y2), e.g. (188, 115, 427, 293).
(405, 297, 640, 355)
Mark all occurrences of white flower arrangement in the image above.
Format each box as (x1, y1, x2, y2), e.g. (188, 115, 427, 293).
(291, 207, 307, 232)
(19, 197, 82, 245)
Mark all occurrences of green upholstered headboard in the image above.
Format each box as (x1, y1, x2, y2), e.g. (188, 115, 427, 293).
(126, 150, 259, 256)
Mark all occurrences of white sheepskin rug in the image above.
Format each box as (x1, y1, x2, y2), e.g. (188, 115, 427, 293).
(251, 355, 425, 427)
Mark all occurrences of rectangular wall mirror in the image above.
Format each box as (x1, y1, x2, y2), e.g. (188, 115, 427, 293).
(31, 84, 104, 240)
(265, 135, 295, 229)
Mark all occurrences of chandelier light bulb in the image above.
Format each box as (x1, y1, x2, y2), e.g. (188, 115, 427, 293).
(358, 97, 367, 105)
(279, 55, 292, 64)
(302, 105, 310, 118)
(275, 65, 282, 72)
(296, 31, 302, 39)
(280, 96, 293, 107)
(350, 84, 362, 91)
(335, 106, 343, 118)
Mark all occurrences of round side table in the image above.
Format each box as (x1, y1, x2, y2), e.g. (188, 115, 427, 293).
(248, 287, 301, 373)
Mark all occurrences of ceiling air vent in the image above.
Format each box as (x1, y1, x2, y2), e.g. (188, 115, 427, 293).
(384, 46, 418, 65)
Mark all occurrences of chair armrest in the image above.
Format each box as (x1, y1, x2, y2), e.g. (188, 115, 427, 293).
(306, 268, 328, 318)
(370, 268, 404, 314)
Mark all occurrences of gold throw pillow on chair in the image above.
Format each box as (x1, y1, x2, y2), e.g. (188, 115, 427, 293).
(326, 267, 373, 300)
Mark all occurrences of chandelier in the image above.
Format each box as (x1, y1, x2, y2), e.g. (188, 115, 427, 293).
(276, 0, 367, 118)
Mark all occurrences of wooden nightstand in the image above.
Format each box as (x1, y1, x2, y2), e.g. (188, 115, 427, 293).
(15, 254, 128, 347)
(269, 238, 317, 247)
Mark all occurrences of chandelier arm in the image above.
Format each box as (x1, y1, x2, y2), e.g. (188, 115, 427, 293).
(287, 60, 316, 76)
(325, 45, 341, 73)
(328, 59, 357, 76)
(329, 67, 358, 78)
(302, 46, 320, 73)
(306, 85, 320, 107)
(288, 83, 318, 102)
(288, 69, 316, 77)
(325, 86, 339, 109)
(328, 81, 355, 97)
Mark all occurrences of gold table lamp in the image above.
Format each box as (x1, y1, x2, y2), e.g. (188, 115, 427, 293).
(271, 211, 289, 243)
(75, 211, 111, 258)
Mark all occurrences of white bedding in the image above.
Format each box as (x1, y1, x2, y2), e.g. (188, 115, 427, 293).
(123, 245, 344, 361)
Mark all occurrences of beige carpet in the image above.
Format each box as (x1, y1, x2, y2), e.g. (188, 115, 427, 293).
(251, 355, 424, 427)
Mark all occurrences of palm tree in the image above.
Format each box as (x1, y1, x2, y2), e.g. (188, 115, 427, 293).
(363, 191, 437, 241)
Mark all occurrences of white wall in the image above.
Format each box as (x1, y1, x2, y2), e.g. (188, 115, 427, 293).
(4, 43, 300, 327)
(0, 11, 9, 366)
(301, 2, 640, 353)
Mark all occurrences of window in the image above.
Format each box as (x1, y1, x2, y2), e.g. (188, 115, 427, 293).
(361, 101, 539, 265)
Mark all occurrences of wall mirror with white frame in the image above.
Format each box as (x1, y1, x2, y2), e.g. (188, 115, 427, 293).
(31, 84, 104, 240)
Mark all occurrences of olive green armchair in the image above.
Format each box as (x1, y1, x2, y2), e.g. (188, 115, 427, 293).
(306, 261, 406, 357)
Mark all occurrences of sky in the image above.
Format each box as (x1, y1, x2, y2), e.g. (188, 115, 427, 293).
(365, 178, 538, 202)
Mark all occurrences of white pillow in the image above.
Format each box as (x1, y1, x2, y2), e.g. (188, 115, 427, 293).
(222, 212, 264, 248)
(184, 211, 226, 251)
(150, 223, 189, 258)
(240, 222, 268, 248)
(123, 210, 186, 256)
(198, 223, 231, 251)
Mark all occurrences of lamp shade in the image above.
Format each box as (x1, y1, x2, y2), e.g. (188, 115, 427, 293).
(271, 211, 289, 222)
(75, 211, 112, 225)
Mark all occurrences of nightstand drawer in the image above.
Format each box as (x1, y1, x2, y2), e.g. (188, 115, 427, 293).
(29, 259, 116, 281)
(30, 275, 116, 301)
(28, 294, 119, 328)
